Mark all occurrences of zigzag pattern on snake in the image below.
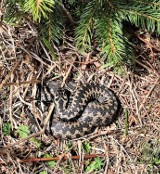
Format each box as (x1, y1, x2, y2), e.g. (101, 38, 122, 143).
(41, 83, 118, 139)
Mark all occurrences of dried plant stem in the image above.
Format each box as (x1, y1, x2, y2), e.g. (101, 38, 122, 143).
(0, 60, 21, 91)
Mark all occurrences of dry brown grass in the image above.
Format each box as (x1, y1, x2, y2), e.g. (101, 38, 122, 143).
(0, 22, 160, 174)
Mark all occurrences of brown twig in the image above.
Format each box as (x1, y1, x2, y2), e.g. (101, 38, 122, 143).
(128, 73, 142, 126)
(0, 154, 108, 164)
(0, 131, 44, 154)
(135, 59, 160, 77)
(53, 154, 65, 173)
(0, 60, 21, 91)
(3, 79, 41, 87)
(9, 74, 14, 128)
(81, 53, 92, 70)
(137, 33, 160, 52)
(139, 76, 160, 111)
(0, 103, 55, 153)
(61, 57, 77, 87)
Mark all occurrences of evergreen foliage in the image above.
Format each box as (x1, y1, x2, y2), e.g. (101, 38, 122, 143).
(4, 0, 160, 70)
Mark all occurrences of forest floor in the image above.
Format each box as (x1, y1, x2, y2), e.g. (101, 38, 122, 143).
(0, 21, 160, 174)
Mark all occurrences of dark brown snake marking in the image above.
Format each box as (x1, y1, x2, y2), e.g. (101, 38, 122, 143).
(48, 83, 118, 139)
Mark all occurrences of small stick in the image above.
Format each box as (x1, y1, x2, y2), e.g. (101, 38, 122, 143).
(3, 80, 41, 87)
(135, 59, 159, 77)
(9, 74, 14, 128)
(0, 131, 44, 154)
(53, 154, 65, 173)
(0, 154, 107, 164)
(0, 60, 21, 91)
(124, 109, 129, 136)
(0, 103, 55, 152)
(61, 57, 76, 87)
(139, 77, 160, 111)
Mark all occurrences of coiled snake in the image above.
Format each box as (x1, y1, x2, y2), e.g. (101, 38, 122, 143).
(46, 83, 118, 139)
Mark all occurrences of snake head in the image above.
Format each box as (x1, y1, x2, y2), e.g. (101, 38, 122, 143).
(54, 88, 68, 102)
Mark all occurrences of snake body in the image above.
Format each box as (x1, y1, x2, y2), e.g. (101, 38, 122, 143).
(49, 83, 118, 139)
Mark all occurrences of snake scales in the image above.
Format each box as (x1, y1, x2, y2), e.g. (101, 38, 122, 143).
(42, 82, 118, 139)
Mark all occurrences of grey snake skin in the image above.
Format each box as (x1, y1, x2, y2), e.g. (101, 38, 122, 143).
(41, 82, 118, 139)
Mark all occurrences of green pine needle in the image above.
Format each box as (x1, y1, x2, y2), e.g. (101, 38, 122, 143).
(24, 0, 55, 22)
(4, 0, 160, 70)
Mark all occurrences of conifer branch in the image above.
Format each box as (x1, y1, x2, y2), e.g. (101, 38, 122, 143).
(4, 0, 160, 70)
